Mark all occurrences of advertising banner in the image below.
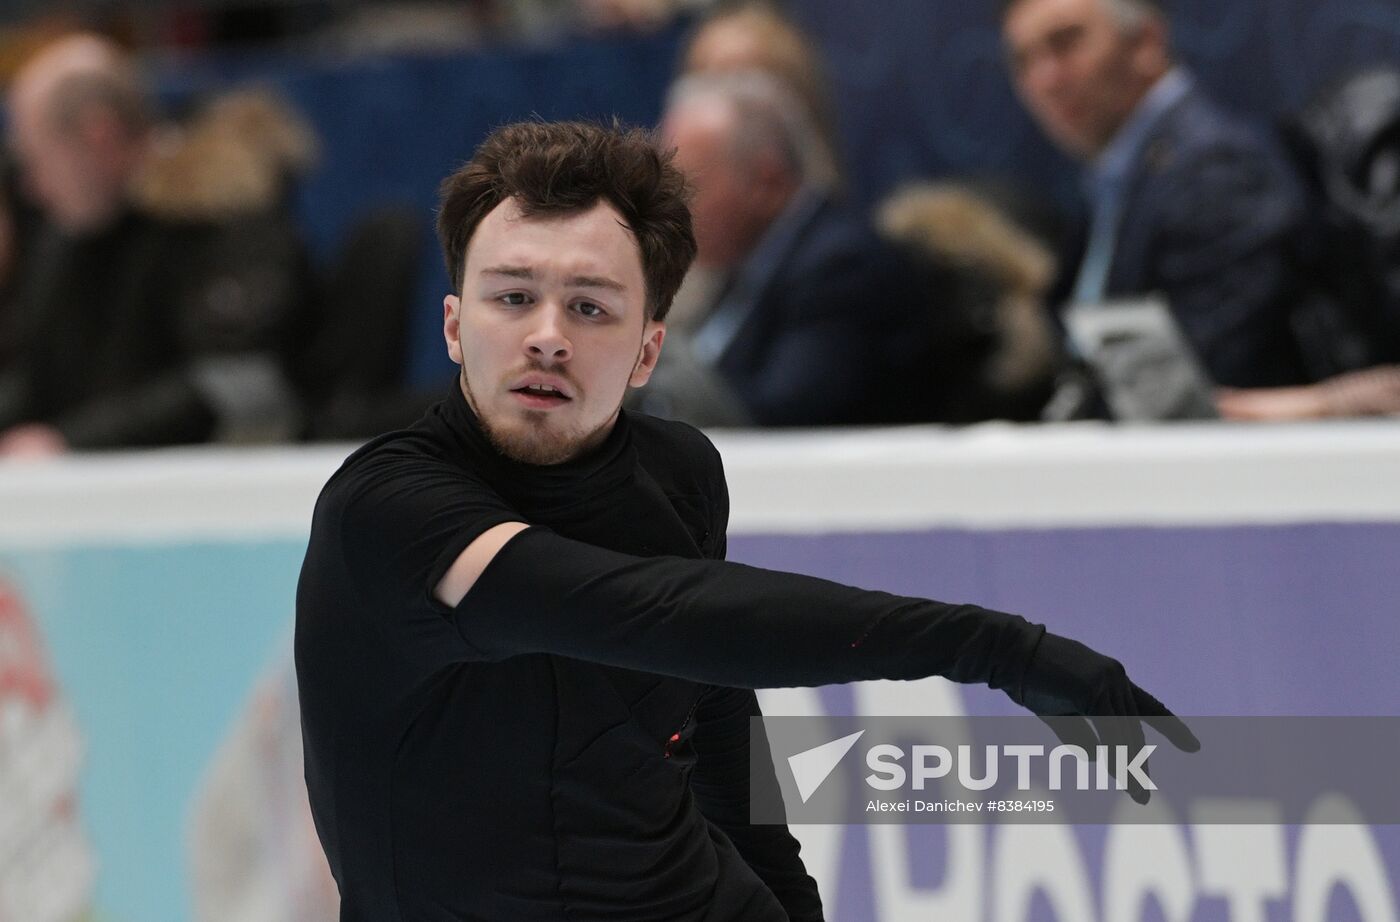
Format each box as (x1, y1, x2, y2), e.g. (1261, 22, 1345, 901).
(0, 425, 1396, 921)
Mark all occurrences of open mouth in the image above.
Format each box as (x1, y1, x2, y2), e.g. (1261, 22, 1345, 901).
(510, 384, 572, 407)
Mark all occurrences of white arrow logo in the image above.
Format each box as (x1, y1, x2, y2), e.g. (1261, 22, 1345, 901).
(787, 730, 865, 803)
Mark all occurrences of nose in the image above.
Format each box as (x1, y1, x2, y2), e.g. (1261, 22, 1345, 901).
(522, 303, 572, 363)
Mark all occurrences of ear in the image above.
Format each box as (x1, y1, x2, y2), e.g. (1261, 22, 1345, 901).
(1132, 17, 1171, 76)
(753, 152, 799, 217)
(628, 320, 667, 388)
(443, 294, 463, 365)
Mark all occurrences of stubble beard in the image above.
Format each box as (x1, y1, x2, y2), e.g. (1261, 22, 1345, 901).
(460, 369, 616, 466)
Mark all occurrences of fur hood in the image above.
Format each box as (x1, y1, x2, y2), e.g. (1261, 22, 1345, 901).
(131, 88, 318, 221)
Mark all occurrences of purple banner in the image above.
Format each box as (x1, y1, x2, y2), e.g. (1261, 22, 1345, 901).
(736, 522, 1400, 922)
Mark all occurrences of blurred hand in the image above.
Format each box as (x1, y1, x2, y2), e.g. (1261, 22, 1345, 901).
(1216, 385, 1329, 421)
(0, 424, 70, 459)
(1018, 631, 1200, 804)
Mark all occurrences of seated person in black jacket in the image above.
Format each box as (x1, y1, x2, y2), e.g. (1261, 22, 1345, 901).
(296, 120, 1196, 921)
(0, 35, 306, 455)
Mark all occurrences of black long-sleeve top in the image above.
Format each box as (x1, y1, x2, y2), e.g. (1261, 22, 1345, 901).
(295, 383, 1042, 921)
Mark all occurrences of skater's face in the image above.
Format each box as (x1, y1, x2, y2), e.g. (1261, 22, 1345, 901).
(443, 197, 665, 465)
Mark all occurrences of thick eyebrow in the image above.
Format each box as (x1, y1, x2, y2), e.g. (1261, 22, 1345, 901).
(566, 274, 628, 293)
(480, 265, 628, 293)
(480, 265, 535, 281)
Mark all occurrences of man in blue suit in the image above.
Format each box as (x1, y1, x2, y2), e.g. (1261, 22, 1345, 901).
(647, 71, 932, 427)
(1002, 0, 1307, 387)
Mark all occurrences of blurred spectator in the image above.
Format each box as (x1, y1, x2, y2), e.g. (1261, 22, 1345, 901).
(659, 3, 840, 338)
(1218, 68, 1400, 424)
(1283, 66, 1400, 378)
(680, 3, 841, 187)
(8, 35, 148, 236)
(1218, 366, 1400, 420)
(0, 35, 311, 456)
(876, 183, 1060, 421)
(640, 70, 924, 427)
(292, 204, 430, 441)
(0, 156, 39, 375)
(1002, 0, 1308, 389)
(138, 86, 318, 439)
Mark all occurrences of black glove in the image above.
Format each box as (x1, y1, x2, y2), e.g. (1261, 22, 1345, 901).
(1017, 630, 1200, 804)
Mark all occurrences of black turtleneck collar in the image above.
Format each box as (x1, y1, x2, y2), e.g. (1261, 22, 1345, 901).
(431, 379, 638, 519)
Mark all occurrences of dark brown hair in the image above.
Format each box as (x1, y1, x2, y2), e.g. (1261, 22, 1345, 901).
(437, 120, 696, 322)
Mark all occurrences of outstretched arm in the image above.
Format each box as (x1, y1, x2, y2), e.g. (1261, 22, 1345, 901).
(438, 523, 1198, 803)
(439, 523, 1039, 692)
